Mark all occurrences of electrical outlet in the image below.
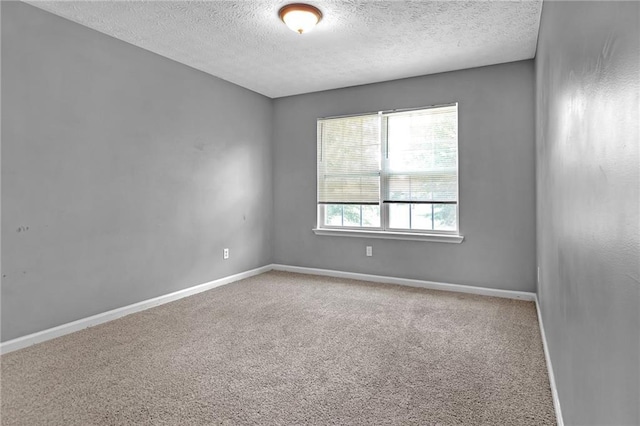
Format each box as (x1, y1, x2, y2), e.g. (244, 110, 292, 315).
(366, 246, 373, 257)
(223, 248, 229, 260)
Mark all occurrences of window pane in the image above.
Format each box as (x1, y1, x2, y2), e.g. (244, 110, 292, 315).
(362, 205, 381, 227)
(388, 203, 456, 231)
(384, 105, 458, 204)
(411, 204, 434, 230)
(434, 204, 457, 231)
(343, 205, 361, 227)
(325, 205, 343, 226)
(389, 203, 410, 229)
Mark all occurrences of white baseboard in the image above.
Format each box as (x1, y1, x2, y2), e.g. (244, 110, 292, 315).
(271, 264, 536, 301)
(535, 296, 564, 426)
(1, 263, 537, 356)
(0, 264, 272, 355)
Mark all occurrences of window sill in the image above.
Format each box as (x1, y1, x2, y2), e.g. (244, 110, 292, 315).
(312, 228, 464, 243)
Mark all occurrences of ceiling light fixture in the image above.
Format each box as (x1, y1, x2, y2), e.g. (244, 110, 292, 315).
(279, 3, 322, 34)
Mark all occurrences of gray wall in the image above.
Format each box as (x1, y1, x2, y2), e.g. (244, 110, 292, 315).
(273, 61, 536, 292)
(1, 2, 273, 341)
(536, 2, 639, 425)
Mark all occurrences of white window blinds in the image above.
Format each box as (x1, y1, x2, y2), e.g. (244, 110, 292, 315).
(384, 105, 458, 204)
(317, 114, 381, 204)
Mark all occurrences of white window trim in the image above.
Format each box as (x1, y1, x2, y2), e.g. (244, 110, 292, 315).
(312, 227, 464, 243)
(316, 103, 463, 243)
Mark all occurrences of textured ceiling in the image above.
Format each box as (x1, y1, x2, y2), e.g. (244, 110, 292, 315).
(25, 1, 543, 98)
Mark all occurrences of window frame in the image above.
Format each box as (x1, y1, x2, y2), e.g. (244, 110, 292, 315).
(315, 103, 462, 241)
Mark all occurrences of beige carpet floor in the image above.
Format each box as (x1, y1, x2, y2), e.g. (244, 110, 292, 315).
(1, 271, 555, 425)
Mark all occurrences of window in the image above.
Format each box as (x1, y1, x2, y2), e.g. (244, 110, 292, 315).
(316, 104, 459, 239)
